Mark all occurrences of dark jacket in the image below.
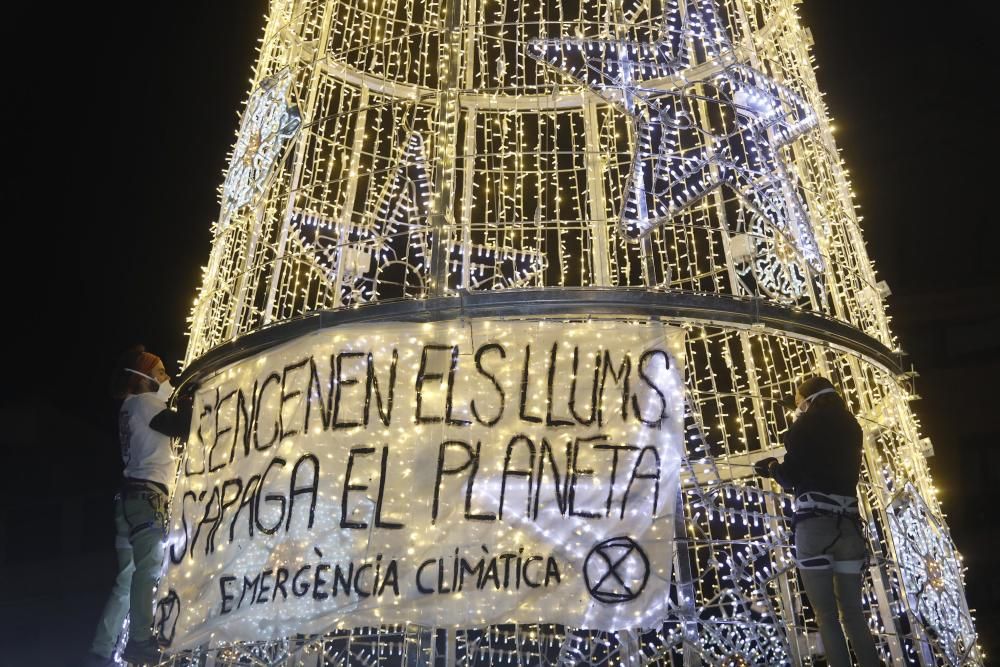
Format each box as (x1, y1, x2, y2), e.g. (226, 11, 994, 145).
(773, 403, 863, 497)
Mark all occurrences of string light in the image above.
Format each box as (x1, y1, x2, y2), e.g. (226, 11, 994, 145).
(528, 0, 823, 302)
(166, 0, 983, 664)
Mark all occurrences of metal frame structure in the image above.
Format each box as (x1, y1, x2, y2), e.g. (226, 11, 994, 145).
(168, 0, 982, 663)
(179, 289, 902, 392)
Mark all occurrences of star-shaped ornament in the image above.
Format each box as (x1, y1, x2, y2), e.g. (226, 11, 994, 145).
(292, 133, 545, 303)
(529, 0, 825, 286)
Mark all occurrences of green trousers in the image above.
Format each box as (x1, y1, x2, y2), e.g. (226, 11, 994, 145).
(90, 490, 167, 659)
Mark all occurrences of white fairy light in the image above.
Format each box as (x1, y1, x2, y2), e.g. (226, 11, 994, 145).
(171, 0, 982, 664)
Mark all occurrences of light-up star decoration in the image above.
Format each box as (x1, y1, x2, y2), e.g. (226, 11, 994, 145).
(529, 0, 824, 298)
(222, 69, 302, 218)
(887, 484, 981, 666)
(292, 132, 546, 303)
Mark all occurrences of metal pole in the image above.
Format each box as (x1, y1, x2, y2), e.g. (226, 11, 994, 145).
(428, 0, 465, 298)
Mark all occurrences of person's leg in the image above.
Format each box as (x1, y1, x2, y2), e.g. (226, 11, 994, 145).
(90, 497, 135, 658)
(796, 516, 853, 667)
(800, 568, 853, 667)
(123, 492, 166, 643)
(833, 571, 881, 667)
(829, 520, 881, 667)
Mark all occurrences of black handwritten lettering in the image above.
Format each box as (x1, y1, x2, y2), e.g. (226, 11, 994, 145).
(416, 558, 435, 594)
(632, 349, 670, 427)
(374, 446, 404, 529)
(186, 401, 211, 477)
(229, 475, 259, 542)
(598, 352, 631, 427)
(210, 478, 243, 548)
(238, 573, 260, 608)
(332, 563, 353, 596)
(518, 345, 543, 423)
(170, 490, 196, 564)
(313, 563, 330, 599)
(256, 569, 273, 604)
(280, 358, 309, 441)
(445, 346, 471, 427)
(378, 559, 399, 596)
(219, 576, 236, 614)
(623, 445, 662, 518)
(533, 437, 569, 519)
(274, 567, 289, 601)
(253, 373, 281, 450)
(292, 565, 311, 596)
(545, 556, 561, 585)
(354, 563, 373, 598)
(569, 435, 609, 518)
(286, 454, 319, 531)
(208, 388, 237, 473)
(545, 342, 573, 427)
(593, 443, 639, 517)
(365, 350, 397, 427)
(432, 440, 473, 522)
(463, 441, 495, 522)
(254, 457, 287, 534)
(333, 352, 365, 429)
(459, 550, 485, 591)
(523, 556, 543, 587)
(569, 347, 599, 426)
(471, 343, 505, 426)
(341, 447, 375, 529)
(232, 381, 257, 465)
(415, 344, 451, 423)
(499, 435, 535, 520)
(192, 487, 221, 556)
(304, 358, 332, 432)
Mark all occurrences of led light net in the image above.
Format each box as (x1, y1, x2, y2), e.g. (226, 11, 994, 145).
(173, 0, 981, 663)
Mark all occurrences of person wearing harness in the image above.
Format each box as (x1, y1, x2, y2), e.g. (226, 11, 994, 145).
(84, 346, 191, 667)
(755, 376, 880, 667)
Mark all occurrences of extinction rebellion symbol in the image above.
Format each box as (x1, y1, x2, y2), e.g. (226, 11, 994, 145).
(154, 589, 181, 646)
(583, 536, 650, 604)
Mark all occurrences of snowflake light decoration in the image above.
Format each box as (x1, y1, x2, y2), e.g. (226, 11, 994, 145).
(222, 69, 302, 218)
(887, 484, 980, 665)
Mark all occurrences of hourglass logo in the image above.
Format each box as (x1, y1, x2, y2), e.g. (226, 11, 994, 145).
(583, 536, 650, 604)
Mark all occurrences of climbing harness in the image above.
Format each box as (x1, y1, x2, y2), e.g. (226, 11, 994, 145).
(121, 478, 169, 539)
(793, 491, 868, 573)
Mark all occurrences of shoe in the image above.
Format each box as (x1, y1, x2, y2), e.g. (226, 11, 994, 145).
(81, 653, 114, 667)
(122, 637, 162, 665)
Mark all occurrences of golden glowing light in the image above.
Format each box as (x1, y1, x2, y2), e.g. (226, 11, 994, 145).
(166, 0, 983, 663)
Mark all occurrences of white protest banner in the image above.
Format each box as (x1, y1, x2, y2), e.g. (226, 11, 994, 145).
(156, 318, 685, 650)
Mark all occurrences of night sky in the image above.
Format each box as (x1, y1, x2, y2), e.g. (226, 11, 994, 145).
(1, 2, 997, 663)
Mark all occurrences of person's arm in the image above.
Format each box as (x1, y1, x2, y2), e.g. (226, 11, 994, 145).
(150, 406, 192, 440)
(771, 417, 810, 491)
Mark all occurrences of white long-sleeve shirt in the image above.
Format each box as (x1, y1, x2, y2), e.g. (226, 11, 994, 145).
(119, 392, 176, 491)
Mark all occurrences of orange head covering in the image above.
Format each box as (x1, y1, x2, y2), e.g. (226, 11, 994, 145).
(133, 352, 162, 377)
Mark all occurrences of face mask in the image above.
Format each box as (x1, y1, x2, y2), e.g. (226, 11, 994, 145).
(125, 368, 171, 399)
(156, 378, 175, 402)
(794, 387, 837, 418)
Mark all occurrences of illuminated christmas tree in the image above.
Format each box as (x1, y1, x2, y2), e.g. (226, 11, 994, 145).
(160, 0, 982, 664)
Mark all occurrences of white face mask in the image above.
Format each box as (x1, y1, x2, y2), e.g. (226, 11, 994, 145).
(125, 368, 172, 401)
(156, 378, 175, 402)
(794, 387, 837, 418)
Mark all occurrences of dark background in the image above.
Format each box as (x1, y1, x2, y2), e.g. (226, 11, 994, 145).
(1, 2, 996, 664)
